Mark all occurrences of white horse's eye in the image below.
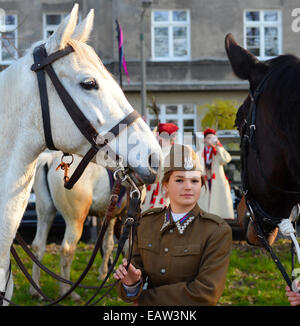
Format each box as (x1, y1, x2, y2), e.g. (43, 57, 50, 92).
(80, 78, 99, 90)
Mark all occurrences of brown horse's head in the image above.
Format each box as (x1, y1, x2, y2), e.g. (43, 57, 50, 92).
(225, 34, 300, 246)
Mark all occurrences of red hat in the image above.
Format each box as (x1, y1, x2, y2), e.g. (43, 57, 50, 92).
(203, 128, 216, 137)
(158, 123, 179, 136)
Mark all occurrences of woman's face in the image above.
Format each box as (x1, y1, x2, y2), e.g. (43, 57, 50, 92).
(163, 170, 202, 212)
(204, 134, 217, 146)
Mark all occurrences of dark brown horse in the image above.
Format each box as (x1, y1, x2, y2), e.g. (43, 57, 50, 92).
(225, 34, 300, 249)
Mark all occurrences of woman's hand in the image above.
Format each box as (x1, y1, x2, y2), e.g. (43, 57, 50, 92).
(204, 134, 218, 148)
(286, 285, 300, 306)
(113, 258, 142, 286)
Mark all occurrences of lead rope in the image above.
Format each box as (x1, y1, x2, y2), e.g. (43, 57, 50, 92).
(44, 178, 123, 306)
(291, 222, 298, 290)
(5, 177, 122, 306)
(6, 169, 140, 306)
(14, 232, 101, 290)
(247, 201, 294, 290)
(84, 186, 141, 306)
(278, 214, 300, 292)
(10, 246, 61, 305)
(85, 216, 136, 306)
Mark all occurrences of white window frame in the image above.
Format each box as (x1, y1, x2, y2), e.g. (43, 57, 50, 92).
(43, 12, 82, 41)
(0, 13, 18, 65)
(151, 9, 191, 61)
(243, 9, 282, 60)
(43, 13, 68, 40)
(147, 103, 196, 145)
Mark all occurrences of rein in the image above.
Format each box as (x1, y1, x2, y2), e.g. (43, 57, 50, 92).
(1, 177, 121, 306)
(2, 172, 140, 306)
(31, 43, 140, 189)
(246, 200, 297, 290)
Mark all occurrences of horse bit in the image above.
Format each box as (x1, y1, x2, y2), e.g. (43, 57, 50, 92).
(0, 43, 143, 305)
(240, 66, 300, 291)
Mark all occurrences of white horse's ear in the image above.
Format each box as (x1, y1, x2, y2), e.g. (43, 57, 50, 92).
(45, 4, 79, 52)
(72, 9, 94, 43)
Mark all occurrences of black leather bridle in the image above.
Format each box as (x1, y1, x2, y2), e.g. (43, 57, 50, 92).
(0, 43, 144, 306)
(31, 43, 140, 189)
(240, 66, 300, 290)
(241, 66, 300, 226)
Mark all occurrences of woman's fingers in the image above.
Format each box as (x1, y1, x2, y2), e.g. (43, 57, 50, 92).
(113, 258, 142, 285)
(113, 262, 128, 280)
(134, 267, 142, 278)
(285, 285, 300, 306)
(126, 260, 141, 276)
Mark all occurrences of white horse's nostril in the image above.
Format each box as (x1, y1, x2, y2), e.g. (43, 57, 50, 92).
(148, 152, 160, 171)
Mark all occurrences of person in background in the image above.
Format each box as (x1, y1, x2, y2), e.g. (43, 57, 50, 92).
(114, 144, 232, 306)
(198, 128, 234, 219)
(142, 122, 178, 210)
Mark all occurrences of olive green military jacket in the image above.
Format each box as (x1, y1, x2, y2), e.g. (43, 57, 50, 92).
(117, 203, 232, 306)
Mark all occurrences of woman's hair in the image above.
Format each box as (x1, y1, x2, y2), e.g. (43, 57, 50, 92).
(161, 170, 173, 187)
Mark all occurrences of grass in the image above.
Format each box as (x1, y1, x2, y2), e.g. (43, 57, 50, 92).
(9, 239, 295, 306)
(219, 240, 293, 306)
(10, 242, 128, 306)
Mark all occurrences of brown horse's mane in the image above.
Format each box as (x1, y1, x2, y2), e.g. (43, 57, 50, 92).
(264, 55, 300, 143)
(235, 54, 300, 137)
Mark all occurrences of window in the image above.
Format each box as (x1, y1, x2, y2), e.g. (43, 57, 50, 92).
(0, 13, 18, 64)
(43, 13, 67, 40)
(244, 10, 282, 59)
(147, 104, 196, 145)
(151, 10, 190, 61)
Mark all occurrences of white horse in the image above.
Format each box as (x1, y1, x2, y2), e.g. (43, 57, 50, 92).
(29, 151, 145, 300)
(0, 5, 161, 305)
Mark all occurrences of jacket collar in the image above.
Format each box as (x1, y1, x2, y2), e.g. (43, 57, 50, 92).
(160, 204, 202, 234)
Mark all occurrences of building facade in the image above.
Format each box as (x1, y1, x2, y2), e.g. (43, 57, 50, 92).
(0, 0, 299, 141)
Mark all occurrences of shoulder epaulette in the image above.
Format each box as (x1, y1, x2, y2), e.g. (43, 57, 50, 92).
(141, 206, 166, 218)
(201, 211, 225, 225)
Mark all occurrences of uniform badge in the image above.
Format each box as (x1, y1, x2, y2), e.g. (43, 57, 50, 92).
(176, 216, 195, 234)
(184, 157, 194, 170)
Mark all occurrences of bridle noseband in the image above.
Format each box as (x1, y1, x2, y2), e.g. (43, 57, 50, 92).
(31, 43, 140, 189)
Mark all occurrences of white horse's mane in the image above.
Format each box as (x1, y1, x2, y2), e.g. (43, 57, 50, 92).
(24, 39, 112, 81)
(66, 39, 112, 80)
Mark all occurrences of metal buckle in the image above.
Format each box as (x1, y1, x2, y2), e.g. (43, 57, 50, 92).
(110, 193, 119, 202)
(246, 201, 255, 222)
(113, 167, 127, 182)
(130, 188, 140, 199)
(125, 217, 135, 224)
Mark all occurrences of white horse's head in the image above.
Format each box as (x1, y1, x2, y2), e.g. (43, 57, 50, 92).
(31, 5, 161, 185)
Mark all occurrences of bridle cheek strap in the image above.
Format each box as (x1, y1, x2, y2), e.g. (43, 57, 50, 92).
(31, 43, 140, 189)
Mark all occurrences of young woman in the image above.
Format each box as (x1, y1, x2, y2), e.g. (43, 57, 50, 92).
(114, 144, 232, 306)
(198, 128, 234, 219)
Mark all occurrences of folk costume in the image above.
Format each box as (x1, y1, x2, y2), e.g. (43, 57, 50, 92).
(117, 144, 232, 306)
(142, 123, 178, 211)
(198, 128, 234, 219)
